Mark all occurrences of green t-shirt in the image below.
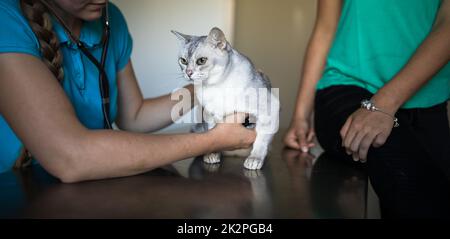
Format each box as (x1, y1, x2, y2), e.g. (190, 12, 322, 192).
(317, 0, 450, 108)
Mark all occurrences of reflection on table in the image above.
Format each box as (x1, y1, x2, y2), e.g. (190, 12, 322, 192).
(0, 134, 372, 218)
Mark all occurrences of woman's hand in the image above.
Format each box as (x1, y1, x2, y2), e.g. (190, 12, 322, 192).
(340, 108, 395, 162)
(210, 113, 257, 151)
(284, 117, 316, 152)
(284, 0, 343, 152)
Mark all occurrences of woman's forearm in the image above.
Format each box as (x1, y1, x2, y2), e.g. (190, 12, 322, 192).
(372, 8, 450, 113)
(116, 62, 195, 133)
(135, 84, 195, 132)
(57, 129, 219, 183)
(56, 113, 255, 183)
(294, 31, 335, 119)
(120, 84, 195, 133)
(292, 0, 342, 120)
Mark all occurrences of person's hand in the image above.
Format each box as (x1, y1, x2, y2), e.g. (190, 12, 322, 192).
(282, 149, 316, 172)
(340, 108, 395, 162)
(284, 117, 315, 152)
(210, 113, 256, 151)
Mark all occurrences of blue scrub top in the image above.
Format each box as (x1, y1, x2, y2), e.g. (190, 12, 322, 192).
(0, 0, 133, 173)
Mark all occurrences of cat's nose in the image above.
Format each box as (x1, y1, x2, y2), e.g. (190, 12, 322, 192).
(186, 70, 193, 77)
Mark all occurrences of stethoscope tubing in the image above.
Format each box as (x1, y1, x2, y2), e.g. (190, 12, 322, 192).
(39, 0, 112, 129)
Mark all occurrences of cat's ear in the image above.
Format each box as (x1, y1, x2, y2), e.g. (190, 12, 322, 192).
(171, 30, 192, 44)
(207, 27, 227, 50)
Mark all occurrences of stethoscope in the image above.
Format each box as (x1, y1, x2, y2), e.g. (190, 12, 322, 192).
(39, 0, 112, 129)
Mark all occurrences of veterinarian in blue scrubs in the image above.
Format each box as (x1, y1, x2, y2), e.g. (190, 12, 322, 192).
(0, 0, 255, 181)
(0, 1, 131, 170)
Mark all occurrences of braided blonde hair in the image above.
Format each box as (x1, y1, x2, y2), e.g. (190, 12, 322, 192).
(21, 0, 64, 82)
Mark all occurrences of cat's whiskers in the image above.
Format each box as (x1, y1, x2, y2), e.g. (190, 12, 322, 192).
(173, 72, 189, 81)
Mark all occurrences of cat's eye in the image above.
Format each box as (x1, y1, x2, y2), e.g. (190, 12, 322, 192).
(196, 57, 208, 65)
(179, 58, 188, 65)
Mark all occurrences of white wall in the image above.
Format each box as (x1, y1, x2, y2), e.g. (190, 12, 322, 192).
(233, 0, 317, 130)
(111, 0, 235, 132)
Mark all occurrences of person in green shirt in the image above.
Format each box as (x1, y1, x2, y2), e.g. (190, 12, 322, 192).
(285, 0, 450, 218)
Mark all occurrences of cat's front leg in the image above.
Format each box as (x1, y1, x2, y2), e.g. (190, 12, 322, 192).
(203, 120, 222, 164)
(244, 114, 278, 170)
(203, 152, 221, 164)
(244, 132, 273, 170)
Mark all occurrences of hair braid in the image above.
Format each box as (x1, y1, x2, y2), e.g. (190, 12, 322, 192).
(20, 0, 64, 82)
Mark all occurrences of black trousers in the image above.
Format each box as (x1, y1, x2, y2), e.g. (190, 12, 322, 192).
(314, 86, 450, 218)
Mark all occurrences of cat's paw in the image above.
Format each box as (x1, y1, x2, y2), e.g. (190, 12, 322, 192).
(203, 153, 221, 164)
(243, 169, 263, 178)
(202, 162, 221, 173)
(244, 157, 264, 170)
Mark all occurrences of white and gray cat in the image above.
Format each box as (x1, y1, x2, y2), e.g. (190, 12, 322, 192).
(172, 27, 280, 170)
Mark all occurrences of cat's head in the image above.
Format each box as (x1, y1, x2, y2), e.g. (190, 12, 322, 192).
(172, 27, 230, 84)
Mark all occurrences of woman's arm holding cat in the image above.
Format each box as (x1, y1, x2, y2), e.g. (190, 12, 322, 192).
(116, 61, 195, 133)
(284, 0, 342, 151)
(0, 54, 255, 183)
